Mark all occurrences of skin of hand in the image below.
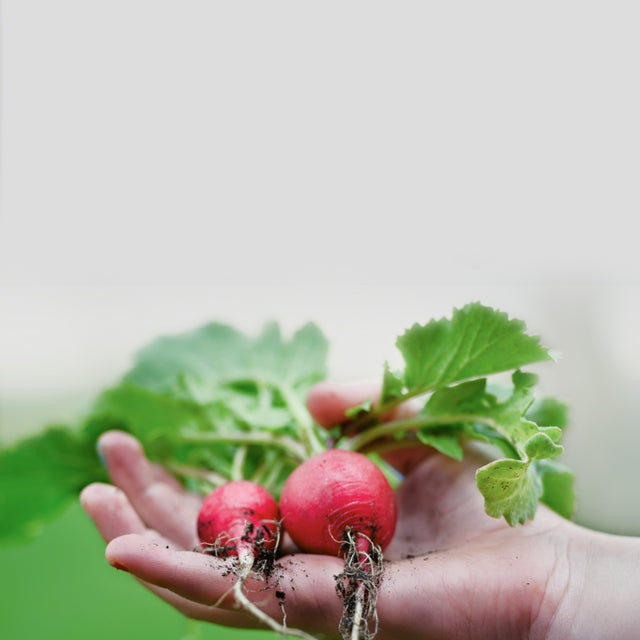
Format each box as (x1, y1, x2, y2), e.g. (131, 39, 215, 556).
(81, 381, 640, 640)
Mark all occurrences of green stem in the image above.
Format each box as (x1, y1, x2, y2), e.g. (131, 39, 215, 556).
(260, 457, 286, 494)
(180, 429, 307, 462)
(166, 462, 228, 487)
(231, 446, 248, 481)
(250, 449, 278, 485)
(343, 387, 433, 435)
(340, 413, 504, 453)
(278, 383, 325, 458)
(257, 379, 272, 412)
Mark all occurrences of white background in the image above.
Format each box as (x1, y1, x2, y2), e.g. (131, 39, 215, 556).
(1, 1, 639, 534)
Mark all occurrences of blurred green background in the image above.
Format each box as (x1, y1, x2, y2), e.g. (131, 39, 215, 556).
(0, 501, 277, 640)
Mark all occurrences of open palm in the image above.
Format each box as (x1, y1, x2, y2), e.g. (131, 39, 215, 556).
(81, 381, 583, 640)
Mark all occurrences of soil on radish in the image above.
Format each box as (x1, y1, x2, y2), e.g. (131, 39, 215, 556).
(198, 519, 280, 581)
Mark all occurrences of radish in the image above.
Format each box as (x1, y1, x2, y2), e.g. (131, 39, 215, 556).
(197, 480, 316, 640)
(279, 450, 398, 640)
(197, 480, 279, 557)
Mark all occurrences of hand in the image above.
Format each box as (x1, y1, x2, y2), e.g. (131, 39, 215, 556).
(80, 381, 640, 639)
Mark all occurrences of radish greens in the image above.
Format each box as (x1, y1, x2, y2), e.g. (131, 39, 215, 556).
(0, 303, 574, 545)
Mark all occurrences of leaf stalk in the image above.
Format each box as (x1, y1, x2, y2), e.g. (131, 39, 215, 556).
(340, 413, 504, 453)
(179, 429, 308, 462)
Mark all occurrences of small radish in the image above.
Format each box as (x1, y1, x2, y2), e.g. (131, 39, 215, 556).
(197, 480, 316, 640)
(279, 449, 398, 640)
(198, 480, 279, 557)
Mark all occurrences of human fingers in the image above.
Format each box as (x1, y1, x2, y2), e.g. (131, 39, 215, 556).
(97, 430, 201, 549)
(80, 482, 148, 541)
(106, 533, 344, 636)
(80, 485, 252, 627)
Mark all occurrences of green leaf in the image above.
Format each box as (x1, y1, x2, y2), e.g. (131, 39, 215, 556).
(380, 362, 404, 404)
(396, 303, 552, 394)
(345, 398, 373, 419)
(487, 382, 540, 458)
(523, 432, 564, 460)
(424, 378, 494, 416)
(511, 369, 539, 389)
(211, 385, 294, 431)
(418, 374, 566, 475)
(281, 323, 330, 389)
(417, 430, 464, 460)
(536, 459, 575, 519)
(117, 321, 329, 460)
(246, 321, 329, 389)
(123, 322, 249, 398)
(83, 384, 309, 489)
(465, 422, 519, 459)
(476, 458, 543, 526)
(123, 321, 328, 402)
(419, 378, 531, 463)
(486, 377, 564, 461)
(0, 427, 106, 545)
(537, 425, 563, 443)
(526, 397, 569, 430)
(87, 385, 205, 441)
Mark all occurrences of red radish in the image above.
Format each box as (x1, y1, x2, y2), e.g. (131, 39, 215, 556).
(279, 449, 398, 640)
(279, 449, 397, 556)
(197, 480, 279, 556)
(196, 480, 316, 640)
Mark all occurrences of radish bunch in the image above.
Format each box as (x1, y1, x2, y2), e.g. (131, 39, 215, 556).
(197, 450, 398, 640)
(7, 308, 569, 640)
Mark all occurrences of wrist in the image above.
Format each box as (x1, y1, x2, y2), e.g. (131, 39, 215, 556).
(546, 523, 640, 639)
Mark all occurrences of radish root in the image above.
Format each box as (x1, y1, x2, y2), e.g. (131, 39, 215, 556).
(232, 550, 318, 640)
(199, 523, 319, 640)
(335, 530, 384, 640)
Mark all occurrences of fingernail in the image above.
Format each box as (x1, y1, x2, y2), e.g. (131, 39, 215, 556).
(96, 440, 108, 470)
(109, 560, 129, 573)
